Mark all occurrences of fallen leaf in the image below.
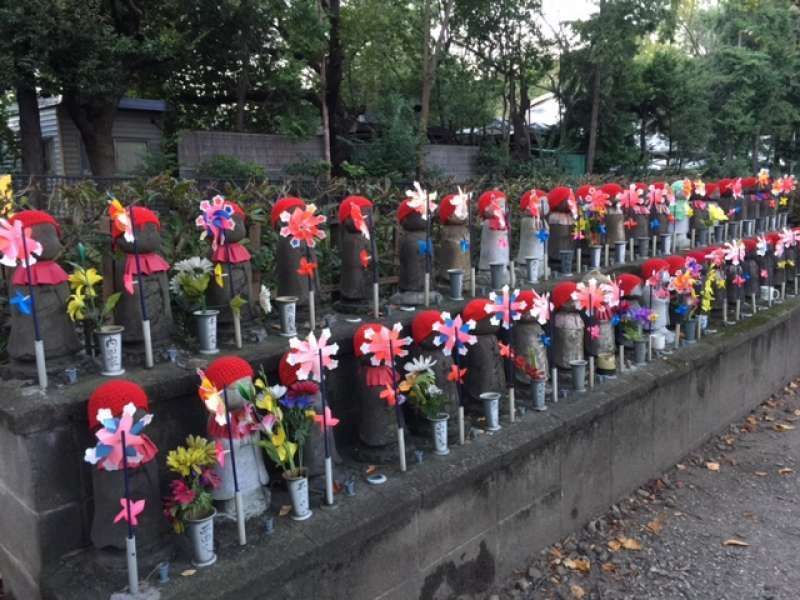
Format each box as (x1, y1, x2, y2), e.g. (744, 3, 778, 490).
(645, 516, 665, 535)
(676, 463, 687, 471)
(790, 381, 798, 389)
(620, 537, 642, 551)
(278, 504, 292, 517)
(549, 547, 563, 560)
(607, 539, 622, 552)
(774, 423, 795, 432)
(763, 414, 776, 422)
(779, 467, 794, 475)
(754, 471, 768, 477)
(333, 481, 344, 494)
(601, 562, 616, 573)
(181, 569, 197, 577)
(793, 409, 800, 417)
(723, 538, 750, 547)
(765, 399, 778, 408)
(723, 435, 736, 446)
(365, 465, 377, 475)
(743, 511, 754, 519)
(563, 558, 591, 573)
(570, 584, 586, 599)
(744, 416, 758, 431)
(706, 462, 720, 472)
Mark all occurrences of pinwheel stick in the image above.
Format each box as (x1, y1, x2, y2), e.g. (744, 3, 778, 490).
(368, 213, 380, 319)
(222, 387, 246, 545)
(505, 294, 516, 423)
(454, 351, 465, 445)
(19, 231, 47, 389)
(318, 348, 334, 506)
(224, 244, 243, 349)
(305, 245, 316, 331)
(388, 339, 407, 472)
(128, 207, 154, 369)
(469, 199, 477, 296)
(120, 430, 139, 595)
(506, 205, 515, 288)
(424, 194, 431, 308)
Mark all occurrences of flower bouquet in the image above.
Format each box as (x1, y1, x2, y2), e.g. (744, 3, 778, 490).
(401, 356, 450, 454)
(170, 257, 218, 353)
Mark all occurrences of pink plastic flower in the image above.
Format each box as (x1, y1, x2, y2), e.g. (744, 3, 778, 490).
(170, 479, 196, 505)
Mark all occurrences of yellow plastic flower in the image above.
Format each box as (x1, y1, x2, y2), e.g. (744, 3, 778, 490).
(271, 424, 286, 447)
(707, 204, 728, 223)
(214, 263, 224, 288)
(686, 206, 694, 218)
(166, 435, 217, 476)
(648, 311, 658, 323)
(256, 392, 275, 412)
(0, 174, 11, 201)
(780, 196, 788, 207)
(254, 378, 266, 389)
(277, 440, 298, 463)
(304, 409, 316, 420)
(67, 292, 86, 321)
(69, 267, 103, 297)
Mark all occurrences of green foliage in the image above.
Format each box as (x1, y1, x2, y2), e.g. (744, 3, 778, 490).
(194, 155, 266, 181)
(348, 95, 418, 179)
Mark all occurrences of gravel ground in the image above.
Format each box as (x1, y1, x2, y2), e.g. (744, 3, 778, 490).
(487, 378, 800, 600)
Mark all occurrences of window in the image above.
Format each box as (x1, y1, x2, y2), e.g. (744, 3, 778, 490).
(114, 139, 149, 174)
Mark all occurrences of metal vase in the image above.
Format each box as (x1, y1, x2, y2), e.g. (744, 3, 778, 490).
(696, 228, 709, 246)
(636, 237, 650, 259)
(713, 224, 725, 243)
(570, 359, 587, 392)
(633, 339, 647, 365)
(559, 249, 574, 275)
(186, 509, 217, 568)
(283, 471, 312, 521)
(659, 233, 672, 255)
(684, 318, 697, 344)
(589, 245, 602, 269)
(743, 219, 755, 237)
(275, 296, 298, 337)
(480, 392, 501, 431)
(193, 310, 219, 355)
(96, 325, 125, 376)
(429, 414, 450, 455)
(532, 379, 547, 411)
(614, 241, 627, 264)
(448, 269, 464, 301)
(489, 262, 506, 291)
(525, 256, 540, 283)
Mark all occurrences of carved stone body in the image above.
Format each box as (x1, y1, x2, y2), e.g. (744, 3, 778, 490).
(207, 214, 255, 324)
(512, 319, 548, 384)
(515, 216, 546, 275)
(356, 363, 397, 447)
(437, 219, 470, 283)
(462, 319, 506, 406)
(605, 210, 625, 245)
(553, 311, 584, 369)
(339, 206, 373, 301)
(547, 213, 574, 263)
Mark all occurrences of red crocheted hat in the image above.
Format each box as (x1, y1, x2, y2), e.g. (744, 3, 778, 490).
(576, 184, 591, 200)
(478, 190, 505, 216)
(271, 197, 306, 227)
(641, 258, 669, 279)
(111, 206, 160, 239)
(397, 199, 416, 222)
(741, 177, 757, 192)
(10, 210, 61, 238)
(516, 289, 536, 312)
(87, 379, 149, 430)
(600, 183, 622, 198)
(617, 273, 643, 297)
(717, 178, 733, 196)
(461, 298, 491, 322)
(338, 195, 372, 225)
(742, 238, 758, 254)
(353, 323, 385, 357)
(547, 186, 572, 210)
(519, 189, 546, 212)
(766, 232, 780, 246)
(664, 255, 686, 275)
(653, 181, 666, 190)
(634, 182, 647, 191)
(411, 310, 443, 344)
(705, 182, 718, 198)
(438, 193, 470, 224)
(686, 249, 708, 264)
(205, 356, 254, 389)
(552, 281, 577, 311)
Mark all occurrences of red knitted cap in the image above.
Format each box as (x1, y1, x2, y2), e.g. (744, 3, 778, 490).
(766, 232, 780, 245)
(338, 195, 372, 225)
(552, 281, 577, 311)
(600, 183, 622, 198)
(664, 255, 686, 275)
(741, 177, 757, 191)
(461, 298, 491, 322)
(547, 186, 572, 210)
(205, 356, 254, 389)
(278, 353, 299, 386)
(641, 258, 669, 279)
(705, 182, 718, 197)
(718, 178, 733, 196)
(516, 289, 535, 311)
(397, 199, 415, 222)
(686, 249, 708, 264)
(519, 189, 546, 212)
(742, 238, 757, 253)
(353, 323, 386, 357)
(653, 181, 666, 190)
(478, 190, 505, 216)
(438, 193, 467, 224)
(112, 206, 161, 239)
(634, 182, 647, 191)
(576, 184, 591, 200)
(616, 273, 643, 297)
(10, 210, 61, 238)
(87, 379, 149, 430)
(412, 310, 443, 344)
(271, 197, 306, 227)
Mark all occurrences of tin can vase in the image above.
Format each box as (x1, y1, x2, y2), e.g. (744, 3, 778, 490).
(570, 359, 587, 392)
(559, 250, 574, 276)
(194, 309, 219, 355)
(429, 413, 450, 455)
(525, 256, 540, 284)
(283, 469, 312, 521)
(532, 379, 547, 411)
(96, 325, 125, 376)
(589, 245, 602, 269)
(489, 262, 506, 291)
(633, 339, 647, 365)
(275, 296, 298, 337)
(614, 240, 627, 264)
(448, 269, 464, 301)
(186, 509, 217, 568)
(480, 392, 501, 431)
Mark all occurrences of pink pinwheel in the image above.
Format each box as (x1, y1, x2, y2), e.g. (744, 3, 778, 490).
(693, 179, 706, 197)
(405, 181, 438, 221)
(600, 280, 622, 309)
(286, 328, 339, 382)
(0, 218, 42, 268)
(588, 187, 610, 214)
(84, 403, 156, 471)
(723, 241, 745, 266)
(618, 185, 641, 213)
(528, 290, 553, 325)
(486, 195, 507, 230)
(196, 195, 236, 251)
(215, 440, 227, 467)
(777, 229, 797, 256)
(756, 236, 768, 257)
(358, 322, 412, 366)
(571, 278, 606, 315)
(485, 286, 525, 330)
(450, 187, 470, 221)
(313, 406, 340, 432)
(279, 203, 327, 248)
(432, 312, 477, 356)
(349, 203, 370, 240)
(733, 275, 745, 288)
(781, 175, 796, 194)
(114, 498, 146, 527)
(588, 325, 601, 340)
(732, 178, 743, 198)
(704, 247, 726, 267)
(566, 191, 579, 219)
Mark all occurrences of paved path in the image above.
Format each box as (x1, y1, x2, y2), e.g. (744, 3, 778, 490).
(489, 378, 800, 600)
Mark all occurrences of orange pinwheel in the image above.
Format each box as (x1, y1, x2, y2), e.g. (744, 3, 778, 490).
(297, 257, 317, 277)
(447, 365, 467, 384)
(380, 384, 400, 407)
(359, 249, 371, 269)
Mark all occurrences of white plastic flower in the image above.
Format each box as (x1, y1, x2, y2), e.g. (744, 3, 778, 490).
(427, 384, 442, 396)
(268, 384, 287, 400)
(259, 285, 272, 315)
(404, 355, 437, 374)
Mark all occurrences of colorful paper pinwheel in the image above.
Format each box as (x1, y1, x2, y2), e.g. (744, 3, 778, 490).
(196, 195, 236, 251)
(485, 286, 525, 330)
(313, 406, 340, 432)
(571, 278, 606, 315)
(405, 181, 438, 221)
(108, 198, 134, 243)
(197, 368, 227, 426)
(450, 187, 470, 221)
(618, 185, 641, 213)
(84, 403, 156, 471)
(600, 280, 622, 309)
(358, 323, 411, 367)
(0, 218, 42, 268)
(432, 312, 477, 356)
(279, 203, 327, 248)
(114, 498, 146, 527)
(286, 328, 340, 382)
(723, 240, 745, 266)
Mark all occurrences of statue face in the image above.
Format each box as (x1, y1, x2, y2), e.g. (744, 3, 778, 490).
(31, 223, 62, 261)
(116, 223, 162, 253)
(401, 212, 427, 232)
(224, 375, 253, 410)
(224, 214, 247, 243)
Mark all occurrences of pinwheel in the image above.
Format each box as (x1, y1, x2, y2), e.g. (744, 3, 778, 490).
(600, 280, 622, 310)
(348, 202, 370, 240)
(114, 498, 146, 527)
(450, 187, 470, 221)
(571, 278, 606, 317)
(357, 322, 411, 367)
(286, 328, 340, 382)
(109, 198, 135, 243)
(432, 312, 477, 357)
(197, 368, 227, 427)
(485, 286, 525, 330)
(723, 240, 745, 266)
(757, 168, 770, 188)
(196, 196, 235, 251)
(359, 249, 371, 269)
(405, 181, 438, 221)
(732, 178, 743, 198)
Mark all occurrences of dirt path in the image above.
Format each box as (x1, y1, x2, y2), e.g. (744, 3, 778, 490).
(488, 378, 800, 600)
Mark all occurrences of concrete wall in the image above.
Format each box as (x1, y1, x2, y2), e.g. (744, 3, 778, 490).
(178, 130, 479, 182)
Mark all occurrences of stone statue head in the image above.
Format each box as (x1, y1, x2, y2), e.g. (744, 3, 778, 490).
(10, 210, 63, 261)
(205, 356, 254, 411)
(114, 207, 162, 254)
(339, 196, 374, 234)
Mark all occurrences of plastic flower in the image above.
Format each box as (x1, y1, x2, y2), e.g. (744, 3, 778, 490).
(404, 356, 437, 374)
(114, 498, 146, 527)
(447, 365, 467, 384)
(279, 203, 327, 248)
(668, 270, 696, 295)
(405, 181, 438, 220)
(758, 168, 770, 187)
(297, 257, 317, 277)
(68, 267, 102, 297)
(66, 291, 87, 321)
(707, 204, 728, 223)
(170, 479, 196, 505)
(0, 218, 42, 268)
(259, 285, 272, 315)
(213, 263, 225, 287)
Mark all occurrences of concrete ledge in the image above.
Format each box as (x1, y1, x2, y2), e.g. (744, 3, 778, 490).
(39, 297, 800, 600)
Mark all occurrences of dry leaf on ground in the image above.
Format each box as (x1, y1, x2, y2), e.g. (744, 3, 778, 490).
(774, 423, 796, 432)
(278, 504, 292, 517)
(570, 584, 586, 599)
(754, 471, 768, 477)
(706, 462, 720, 471)
(676, 463, 687, 470)
(779, 467, 794, 475)
(601, 562, 616, 573)
(563, 558, 591, 573)
(607, 539, 622, 552)
(645, 516, 665, 535)
(181, 569, 197, 577)
(365, 465, 377, 475)
(723, 539, 750, 547)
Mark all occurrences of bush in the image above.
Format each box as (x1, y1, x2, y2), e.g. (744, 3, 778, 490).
(194, 154, 266, 181)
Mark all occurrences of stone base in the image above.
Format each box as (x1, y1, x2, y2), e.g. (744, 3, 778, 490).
(389, 290, 442, 306)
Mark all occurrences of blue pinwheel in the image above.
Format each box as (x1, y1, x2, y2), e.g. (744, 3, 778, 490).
(539, 334, 552, 347)
(10, 291, 32, 316)
(537, 228, 550, 243)
(459, 238, 470, 253)
(650, 218, 660, 231)
(417, 239, 433, 256)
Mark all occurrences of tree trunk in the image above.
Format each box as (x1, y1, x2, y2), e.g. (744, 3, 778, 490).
(586, 62, 601, 174)
(751, 129, 760, 174)
(639, 118, 647, 159)
(16, 84, 45, 176)
(416, 0, 433, 178)
(323, 0, 344, 174)
(62, 93, 119, 177)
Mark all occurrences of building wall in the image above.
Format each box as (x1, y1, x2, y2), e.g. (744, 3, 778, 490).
(178, 130, 479, 182)
(7, 107, 65, 175)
